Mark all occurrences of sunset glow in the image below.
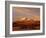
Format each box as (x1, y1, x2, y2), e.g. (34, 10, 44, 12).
(12, 7, 40, 31)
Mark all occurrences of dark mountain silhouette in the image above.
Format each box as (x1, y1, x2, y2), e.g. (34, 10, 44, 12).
(12, 17, 40, 31)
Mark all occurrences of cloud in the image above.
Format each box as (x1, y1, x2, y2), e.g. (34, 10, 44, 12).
(12, 7, 40, 21)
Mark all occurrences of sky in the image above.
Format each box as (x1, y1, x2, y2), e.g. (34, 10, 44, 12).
(12, 7, 40, 22)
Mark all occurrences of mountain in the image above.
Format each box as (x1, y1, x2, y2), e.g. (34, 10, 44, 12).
(12, 16, 40, 31)
(31, 16, 40, 21)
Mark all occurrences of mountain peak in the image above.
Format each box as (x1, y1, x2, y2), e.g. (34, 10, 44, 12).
(20, 17, 30, 21)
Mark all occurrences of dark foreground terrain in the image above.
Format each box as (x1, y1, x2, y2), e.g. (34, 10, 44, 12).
(12, 19, 40, 31)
